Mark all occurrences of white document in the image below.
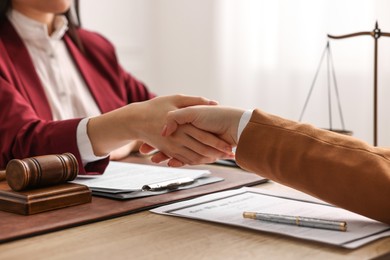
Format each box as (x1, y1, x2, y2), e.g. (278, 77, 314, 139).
(72, 161, 210, 192)
(151, 187, 390, 248)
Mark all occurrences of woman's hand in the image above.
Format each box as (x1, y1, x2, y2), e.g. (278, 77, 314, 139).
(109, 140, 142, 161)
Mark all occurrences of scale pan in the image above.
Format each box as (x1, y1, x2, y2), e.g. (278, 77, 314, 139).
(323, 128, 353, 136)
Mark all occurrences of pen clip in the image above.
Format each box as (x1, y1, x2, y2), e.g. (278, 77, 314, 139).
(142, 177, 196, 192)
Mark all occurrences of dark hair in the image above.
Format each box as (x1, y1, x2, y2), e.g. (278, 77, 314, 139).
(0, 0, 84, 52)
(0, 1, 11, 21)
(64, 0, 85, 53)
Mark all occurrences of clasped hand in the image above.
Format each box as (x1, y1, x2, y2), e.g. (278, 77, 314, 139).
(140, 105, 245, 167)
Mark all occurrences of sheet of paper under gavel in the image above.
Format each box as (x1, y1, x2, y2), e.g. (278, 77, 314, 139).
(0, 153, 79, 191)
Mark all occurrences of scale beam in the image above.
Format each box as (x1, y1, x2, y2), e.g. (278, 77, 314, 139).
(328, 22, 390, 146)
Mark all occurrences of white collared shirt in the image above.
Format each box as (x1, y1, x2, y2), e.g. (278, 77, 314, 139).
(8, 10, 105, 165)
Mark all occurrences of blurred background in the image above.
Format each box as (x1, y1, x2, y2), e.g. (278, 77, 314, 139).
(81, 0, 390, 146)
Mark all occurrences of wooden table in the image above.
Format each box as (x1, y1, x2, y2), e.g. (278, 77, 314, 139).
(0, 161, 389, 259)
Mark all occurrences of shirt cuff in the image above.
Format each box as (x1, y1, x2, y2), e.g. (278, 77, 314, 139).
(77, 118, 109, 166)
(237, 110, 253, 142)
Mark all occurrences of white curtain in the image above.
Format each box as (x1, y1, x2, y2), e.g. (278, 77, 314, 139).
(214, 0, 390, 145)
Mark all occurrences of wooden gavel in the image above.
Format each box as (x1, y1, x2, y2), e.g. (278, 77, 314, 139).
(0, 153, 79, 191)
(0, 170, 5, 182)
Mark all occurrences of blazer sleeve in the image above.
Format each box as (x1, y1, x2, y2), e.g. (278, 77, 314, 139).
(235, 109, 390, 225)
(0, 76, 107, 174)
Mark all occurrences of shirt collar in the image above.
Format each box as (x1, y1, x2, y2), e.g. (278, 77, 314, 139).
(7, 9, 69, 48)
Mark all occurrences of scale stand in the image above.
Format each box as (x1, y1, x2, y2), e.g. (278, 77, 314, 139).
(328, 22, 390, 146)
(299, 41, 352, 136)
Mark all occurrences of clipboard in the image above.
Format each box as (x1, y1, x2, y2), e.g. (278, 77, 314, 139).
(72, 161, 224, 200)
(92, 176, 223, 199)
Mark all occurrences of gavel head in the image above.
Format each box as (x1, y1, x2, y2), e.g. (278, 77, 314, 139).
(6, 153, 79, 191)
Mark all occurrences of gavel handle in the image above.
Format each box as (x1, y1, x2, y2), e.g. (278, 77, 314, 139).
(0, 170, 5, 182)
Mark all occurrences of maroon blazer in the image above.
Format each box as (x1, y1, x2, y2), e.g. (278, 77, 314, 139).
(0, 19, 155, 174)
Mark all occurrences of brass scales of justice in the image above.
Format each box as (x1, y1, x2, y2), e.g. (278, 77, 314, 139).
(299, 22, 390, 146)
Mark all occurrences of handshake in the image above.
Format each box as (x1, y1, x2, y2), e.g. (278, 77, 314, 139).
(133, 95, 247, 167)
(87, 94, 247, 168)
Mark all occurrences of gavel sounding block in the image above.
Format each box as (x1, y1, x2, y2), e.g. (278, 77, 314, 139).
(0, 181, 91, 215)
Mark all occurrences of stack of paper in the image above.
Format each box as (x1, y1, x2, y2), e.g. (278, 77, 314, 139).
(72, 161, 223, 199)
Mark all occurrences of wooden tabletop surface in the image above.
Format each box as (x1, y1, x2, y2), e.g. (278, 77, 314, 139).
(0, 158, 389, 260)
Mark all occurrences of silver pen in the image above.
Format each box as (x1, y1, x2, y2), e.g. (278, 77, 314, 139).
(142, 177, 195, 191)
(243, 212, 347, 232)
